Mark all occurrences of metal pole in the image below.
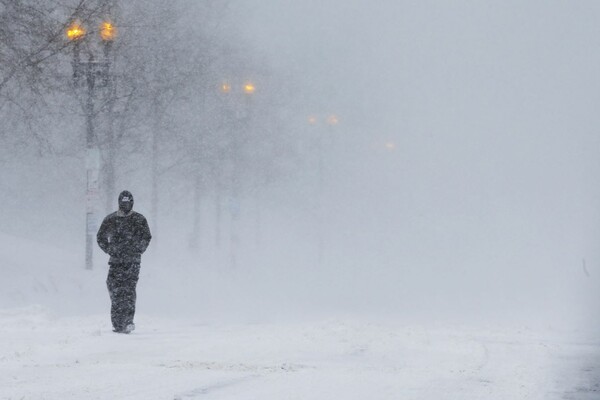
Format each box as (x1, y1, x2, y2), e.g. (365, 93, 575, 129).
(85, 56, 98, 270)
(317, 133, 324, 265)
(69, 22, 114, 270)
(105, 116, 116, 214)
(104, 42, 116, 214)
(230, 133, 240, 269)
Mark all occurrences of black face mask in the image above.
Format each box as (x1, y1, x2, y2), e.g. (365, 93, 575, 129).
(118, 191, 134, 213)
(119, 200, 133, 213)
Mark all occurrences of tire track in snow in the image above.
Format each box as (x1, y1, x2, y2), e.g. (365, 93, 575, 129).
(171, 362, 308, 399)
(173, 374, 262, 399)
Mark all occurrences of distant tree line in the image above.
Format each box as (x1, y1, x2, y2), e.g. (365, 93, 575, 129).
(0, 0, 300, 255)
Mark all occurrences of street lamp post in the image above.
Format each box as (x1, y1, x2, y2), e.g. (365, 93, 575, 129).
(242, 82, 261, 250)
(67, 20, 116, 270)
(308, 114, 339, 265)
(219, 80, 256, 268)
(310, 116, 326, 265)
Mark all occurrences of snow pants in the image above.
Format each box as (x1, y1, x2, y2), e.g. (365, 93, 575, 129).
(106, 263, 140, 331)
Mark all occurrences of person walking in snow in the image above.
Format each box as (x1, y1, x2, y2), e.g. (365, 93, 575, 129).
(97, 190, 152, 334)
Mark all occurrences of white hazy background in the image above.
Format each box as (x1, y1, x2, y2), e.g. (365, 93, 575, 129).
(1, 1, 600, 332)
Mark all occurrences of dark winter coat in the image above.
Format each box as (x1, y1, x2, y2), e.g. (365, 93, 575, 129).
(96, 210, 152, 263)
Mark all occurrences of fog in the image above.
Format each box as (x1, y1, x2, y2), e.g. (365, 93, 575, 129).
(226, 1, 600, 328)
(2, 0, 600, 332)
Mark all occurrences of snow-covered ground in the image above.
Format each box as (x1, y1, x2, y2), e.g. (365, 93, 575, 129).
(1, 232, 599, 399)
(1, 309, 599, 399)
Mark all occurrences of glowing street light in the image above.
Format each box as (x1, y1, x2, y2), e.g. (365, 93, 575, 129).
(385, 142, 396, 151)
(308, 115, 318, 125)
(220, 81, 256, 95)
(326, 114, 339, 126)
(243, 82, 256, 95)
(221, 82, 232, 94)
(66, 21, 86, 41)
(100, 21, 117, 41)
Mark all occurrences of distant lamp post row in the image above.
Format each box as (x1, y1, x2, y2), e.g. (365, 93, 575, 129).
(67, 20, 117, 41)
(66, 19, 117, 270)
(308, 114, 340, 126)
(220, 81, 256, 95)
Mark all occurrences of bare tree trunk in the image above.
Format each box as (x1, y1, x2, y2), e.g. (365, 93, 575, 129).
(151, 113, 159, 248)
(105, 118, 116, 212)
(215, 182, 222, 249)
(191, 165, 203, 250)
(213, 154, 223, 267)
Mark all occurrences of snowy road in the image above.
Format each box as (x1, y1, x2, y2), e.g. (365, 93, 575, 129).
(1, 308, 598, 399)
